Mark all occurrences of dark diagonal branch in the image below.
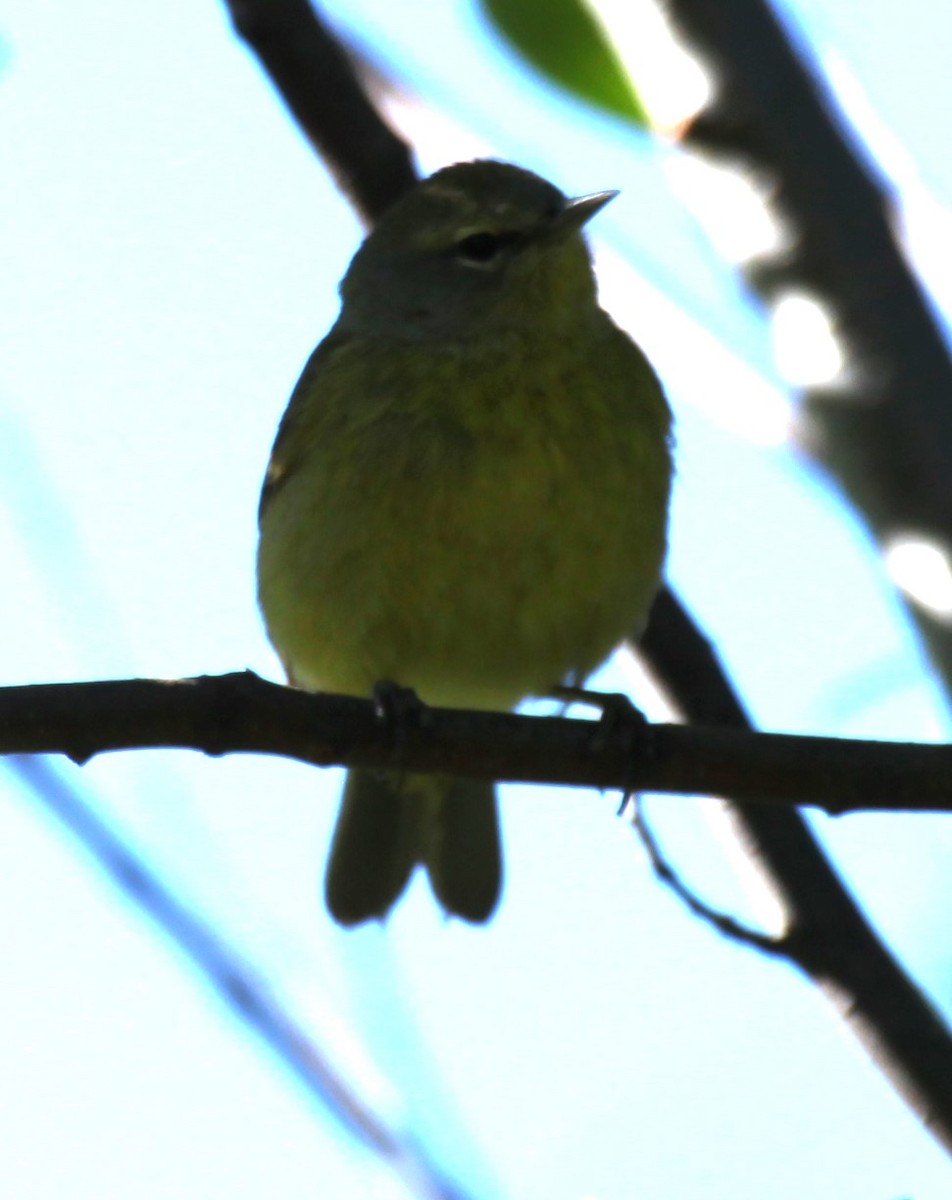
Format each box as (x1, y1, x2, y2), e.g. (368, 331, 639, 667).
(226, 0, 416, 223)
(662, 0, 952, 691)
(639, 591, 952, 1156)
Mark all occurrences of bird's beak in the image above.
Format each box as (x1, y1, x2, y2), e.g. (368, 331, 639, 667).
(550, 190, 619, 238)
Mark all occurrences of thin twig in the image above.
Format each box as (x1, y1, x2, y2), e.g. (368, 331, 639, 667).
(627, 794, 783, 956)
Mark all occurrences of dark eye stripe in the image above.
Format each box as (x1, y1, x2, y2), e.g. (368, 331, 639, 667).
(455, 230, 524, 263)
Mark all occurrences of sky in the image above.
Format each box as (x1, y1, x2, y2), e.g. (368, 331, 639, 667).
(2, 0, 952, 1196)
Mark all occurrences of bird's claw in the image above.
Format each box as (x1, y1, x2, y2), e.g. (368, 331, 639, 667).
(549, 684, 647, 745)
(371, 680, 428, 754)
(549, 684, 649, 807)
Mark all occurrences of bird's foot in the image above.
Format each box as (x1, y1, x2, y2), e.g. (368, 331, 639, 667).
(371, 680, 428, 757)
(549, 683, 647, 731)
(549, 684, 649, 813)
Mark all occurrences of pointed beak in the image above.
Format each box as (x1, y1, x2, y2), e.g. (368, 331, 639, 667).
(550, 189, 619, 238)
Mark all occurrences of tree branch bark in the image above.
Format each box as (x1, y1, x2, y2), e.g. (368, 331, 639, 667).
(227, 0, 416, 224)
(640, 590, 952, 1156)
(5, 671, 952, 812)
(663, 0, 952, 691)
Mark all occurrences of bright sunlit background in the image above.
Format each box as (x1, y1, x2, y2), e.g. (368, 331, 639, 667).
(2, 0, 952, 1196)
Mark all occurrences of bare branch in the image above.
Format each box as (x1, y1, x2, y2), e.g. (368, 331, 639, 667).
(662, 0, 952, 690)
(639, 591, 952, 1157)
(4, 671, 952, 813)
(225, 0, 416, 223)
(627, 795, 784, 956)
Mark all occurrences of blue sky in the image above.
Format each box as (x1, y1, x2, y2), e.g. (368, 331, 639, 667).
(1, 0, 952, 1196)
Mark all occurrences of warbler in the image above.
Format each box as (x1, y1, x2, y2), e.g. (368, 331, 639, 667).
(256, 160, 672, 926)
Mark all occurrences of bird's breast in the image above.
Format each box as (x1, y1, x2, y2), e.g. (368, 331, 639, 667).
(257, 325, 671, 707)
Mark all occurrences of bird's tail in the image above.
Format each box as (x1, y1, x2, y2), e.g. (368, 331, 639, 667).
(324, 769, 502, 926)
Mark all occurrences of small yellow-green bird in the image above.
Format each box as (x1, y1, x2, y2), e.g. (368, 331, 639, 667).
(257, 160, 672, 926)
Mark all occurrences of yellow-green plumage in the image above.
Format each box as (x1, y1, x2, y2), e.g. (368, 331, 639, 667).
(256, 160, 672, 925)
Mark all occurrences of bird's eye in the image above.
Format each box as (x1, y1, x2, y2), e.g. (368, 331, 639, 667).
(455, 232, 504, 264)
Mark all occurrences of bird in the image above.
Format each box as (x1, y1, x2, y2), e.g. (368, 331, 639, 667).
(256, 159, 673, 926)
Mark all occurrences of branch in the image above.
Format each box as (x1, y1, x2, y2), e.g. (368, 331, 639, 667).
(225, 0, 416, 223)
(628, 794, 784, 956)
(5, 672, 952, 813)
(639, 590, 952, 1157)
(663, 0, 952, 690)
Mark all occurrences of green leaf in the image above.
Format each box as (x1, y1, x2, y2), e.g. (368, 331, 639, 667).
(479, 0, 649, 127)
